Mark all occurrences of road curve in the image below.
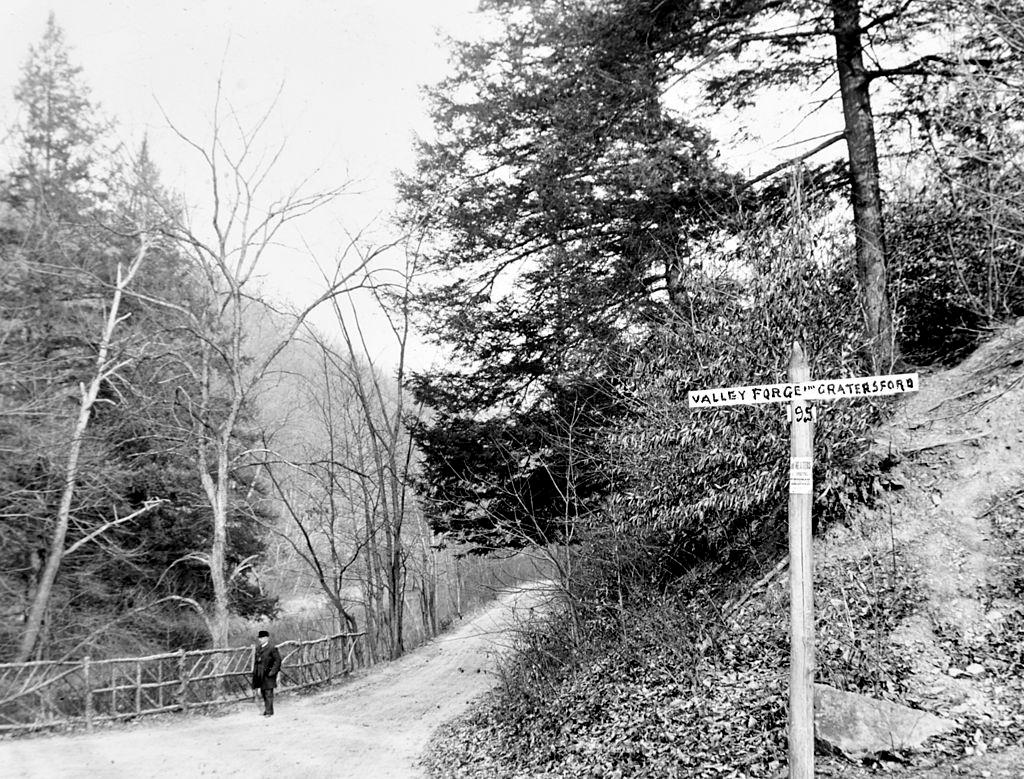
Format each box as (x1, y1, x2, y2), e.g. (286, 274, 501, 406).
(1, 586, 546, 779)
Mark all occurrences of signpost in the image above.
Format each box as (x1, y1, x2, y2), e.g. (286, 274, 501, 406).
(688, 342, 918, 779)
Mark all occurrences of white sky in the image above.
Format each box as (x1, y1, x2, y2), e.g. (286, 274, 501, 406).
(0, 0, 490, 372)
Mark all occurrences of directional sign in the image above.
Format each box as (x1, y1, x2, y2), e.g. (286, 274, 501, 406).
(688, 348, 919, 779)
(688, 373, 919, 409)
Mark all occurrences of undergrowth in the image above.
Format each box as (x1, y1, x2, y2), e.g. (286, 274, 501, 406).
(425, 542, 924, 778)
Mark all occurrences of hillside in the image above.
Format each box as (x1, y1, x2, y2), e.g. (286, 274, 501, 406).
(837, 321, 1024, 775)
(425, 323, 1024, 778)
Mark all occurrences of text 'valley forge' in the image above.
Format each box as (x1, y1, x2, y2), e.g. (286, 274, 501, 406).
(687, 373, 919, 409)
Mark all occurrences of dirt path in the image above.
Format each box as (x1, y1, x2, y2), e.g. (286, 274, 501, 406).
(0, 586, 545, 779)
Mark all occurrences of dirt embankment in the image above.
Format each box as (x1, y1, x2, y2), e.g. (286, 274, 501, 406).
(823, 323, 1024, 775)
(0, 586, 547, 779)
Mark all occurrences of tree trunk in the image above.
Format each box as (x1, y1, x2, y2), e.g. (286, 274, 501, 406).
(209, 457, 230, 649)
(16, 383, 95, 662)
(329, 585, 358, 633)
(197, 436, 231, 650)
(452, 555, 463, 618)
(390, 546, 405, 658)
(831, 0, 896, 372)
(15, 253, 145, 662)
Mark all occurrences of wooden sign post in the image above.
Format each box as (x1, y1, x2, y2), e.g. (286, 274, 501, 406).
(788, 343, 814, 778)
(688, 342, 918, 779)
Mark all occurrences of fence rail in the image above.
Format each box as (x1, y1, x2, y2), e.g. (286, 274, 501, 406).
(0, 632, 365, 734)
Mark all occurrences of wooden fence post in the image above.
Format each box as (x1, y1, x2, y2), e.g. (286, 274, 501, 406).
(177, 649, 189, 714)
(135, 660, 143, 716)
(329, 636, 338, 682)
(83, 656, 94, 732)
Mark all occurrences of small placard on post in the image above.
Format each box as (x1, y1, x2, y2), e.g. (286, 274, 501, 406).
(789, 456, 813, 495)
(787, 405, 817, 423)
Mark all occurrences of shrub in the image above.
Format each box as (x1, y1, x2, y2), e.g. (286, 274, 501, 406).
(602, 205, 881, 587)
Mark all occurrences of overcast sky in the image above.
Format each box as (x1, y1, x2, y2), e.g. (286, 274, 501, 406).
(1, 0, 484, 190)
(1, 0, 493, 371)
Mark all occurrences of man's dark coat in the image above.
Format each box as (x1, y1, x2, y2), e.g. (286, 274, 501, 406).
(252, 642, 282, 690)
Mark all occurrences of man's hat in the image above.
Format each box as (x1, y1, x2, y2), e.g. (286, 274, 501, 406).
(257, 630, 269, 638)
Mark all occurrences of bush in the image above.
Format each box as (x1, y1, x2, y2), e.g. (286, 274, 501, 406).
(888, 195, 1006, 364)
(602, 205, 881, 586)
(426, 536, 934, 777)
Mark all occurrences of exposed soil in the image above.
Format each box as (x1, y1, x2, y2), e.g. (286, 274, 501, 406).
(819, 322, 1024, 776)
(0, 586, 544, 779)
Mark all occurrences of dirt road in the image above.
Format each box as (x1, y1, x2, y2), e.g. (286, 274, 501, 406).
(1, 586, 544, 779)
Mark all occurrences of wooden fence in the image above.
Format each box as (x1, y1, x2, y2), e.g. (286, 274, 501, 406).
(0, 632, 364, 734)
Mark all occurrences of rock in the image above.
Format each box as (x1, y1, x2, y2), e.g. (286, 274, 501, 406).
(815, 683, 958, 759)
(965, 662, 986, 677)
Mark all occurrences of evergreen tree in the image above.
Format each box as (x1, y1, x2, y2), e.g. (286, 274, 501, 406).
(400, 1, 742, 548)
(0, 15, 118, 658)
(7, 12, 109, 220)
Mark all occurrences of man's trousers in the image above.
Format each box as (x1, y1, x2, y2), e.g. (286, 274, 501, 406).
(260, 686, 274, 715)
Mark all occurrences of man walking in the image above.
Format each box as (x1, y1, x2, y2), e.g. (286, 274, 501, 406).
(252, 629, 282, 716)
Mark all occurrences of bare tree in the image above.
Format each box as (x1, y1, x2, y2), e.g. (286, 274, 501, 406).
(256, 341, 377, 635)
(152, 89, 376, 648)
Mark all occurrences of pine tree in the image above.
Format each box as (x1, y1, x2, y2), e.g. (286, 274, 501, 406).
(1, 18, 114, 656)
(7, 12, 108, 220)
(399, 1, 743, 548)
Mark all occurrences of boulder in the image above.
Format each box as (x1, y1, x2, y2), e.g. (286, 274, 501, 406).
(814, 683, 958, 759)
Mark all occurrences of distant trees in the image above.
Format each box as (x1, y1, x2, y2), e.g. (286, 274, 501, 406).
(259, 347, 369, 637)
(259, 242, 432, 660)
